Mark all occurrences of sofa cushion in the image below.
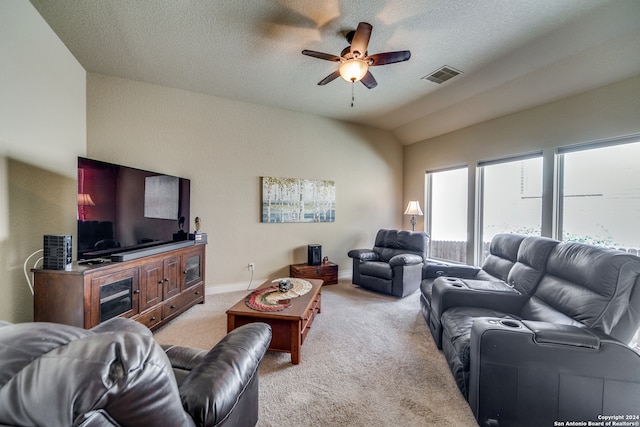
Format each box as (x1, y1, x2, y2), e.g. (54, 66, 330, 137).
(522, 242, 640, 342)
(373, 229, 427, 262)
(441, 307, 516, 370)
(441, 307, 516, 396)
(480, 234, 526, 281)
(359, 261, 393, 280)
(506, 236, 559, 295)
(519, 295, 585, 327)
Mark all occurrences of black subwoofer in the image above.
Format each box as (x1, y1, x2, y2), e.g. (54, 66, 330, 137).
(308, 244, 322, 266)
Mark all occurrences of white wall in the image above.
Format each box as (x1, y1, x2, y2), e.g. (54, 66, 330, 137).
(403, 74, 640, 262)
(87, 74, 403, 290)
(0, 1, 86, 322)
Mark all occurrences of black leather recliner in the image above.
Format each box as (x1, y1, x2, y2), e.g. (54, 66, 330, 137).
(348, 229, 429, 297)
(420, 233, 527, 347)
(426, 235, 559, 349)
(429, 237, 640, 427)
(0, 317, 272, 427)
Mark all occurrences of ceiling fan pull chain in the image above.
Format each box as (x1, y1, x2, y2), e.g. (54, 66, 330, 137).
(351, 82, 355, 107)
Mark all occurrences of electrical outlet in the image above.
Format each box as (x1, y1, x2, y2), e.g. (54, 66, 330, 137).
(248, 263, 255, 271)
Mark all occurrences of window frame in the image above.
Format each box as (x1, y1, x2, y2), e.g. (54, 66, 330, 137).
(476, 151, 543, 264)
(425, 165, 469, 263)
(554, 133, 640, 244)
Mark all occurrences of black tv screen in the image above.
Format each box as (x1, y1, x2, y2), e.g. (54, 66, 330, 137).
(77, 157, 190, 260)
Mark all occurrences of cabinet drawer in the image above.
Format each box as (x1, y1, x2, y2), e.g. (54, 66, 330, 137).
(135, 306, 163, 330)
(301, 291, 321, 344)
(162, 282, 205, 322)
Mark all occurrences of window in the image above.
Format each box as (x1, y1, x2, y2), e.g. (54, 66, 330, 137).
(558, 138, 640, 251)
(426, 167, 468, 263)
(478, 154, 543, 263)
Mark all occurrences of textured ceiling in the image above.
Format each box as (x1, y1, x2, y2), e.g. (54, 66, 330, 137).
(30, 0, 640, 145)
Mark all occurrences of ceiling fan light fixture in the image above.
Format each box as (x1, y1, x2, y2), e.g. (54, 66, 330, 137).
(339, 59, 368, 83)
(302, 22, 409, 89)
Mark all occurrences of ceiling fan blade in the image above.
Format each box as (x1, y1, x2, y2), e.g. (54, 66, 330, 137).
(302, 50, 342, 62)
(367, 50, 411, 66)
(350, 22, 372, 58)
(318, 70, 341, 86)
(360, 71, 377, 89)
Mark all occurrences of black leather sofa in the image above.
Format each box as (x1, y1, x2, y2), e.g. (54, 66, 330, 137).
(421, 233, 561, 348)
(348, 229, 429, 297)
(0, 317, 271, 427)
(421, 233, 640, 427)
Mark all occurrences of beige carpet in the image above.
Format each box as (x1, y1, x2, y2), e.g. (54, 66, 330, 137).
(153, 279, 479, 427)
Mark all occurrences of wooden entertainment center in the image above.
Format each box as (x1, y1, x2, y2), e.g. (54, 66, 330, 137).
(33, 243, 205, 331)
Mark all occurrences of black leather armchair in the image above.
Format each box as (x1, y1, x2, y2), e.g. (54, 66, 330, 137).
(348, 229, 428, 297)
(0, 317, 271, 427)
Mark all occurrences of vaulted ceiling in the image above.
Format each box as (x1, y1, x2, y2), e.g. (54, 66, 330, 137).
(30, 0, 640, 145)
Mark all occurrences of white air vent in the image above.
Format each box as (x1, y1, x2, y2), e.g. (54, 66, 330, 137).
(422, 66, 462, 84)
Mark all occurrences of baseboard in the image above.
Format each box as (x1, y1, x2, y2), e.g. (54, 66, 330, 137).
(338, 269, 351, 279)
(205, 280, 262, 295)
(205, 270, 352, 295)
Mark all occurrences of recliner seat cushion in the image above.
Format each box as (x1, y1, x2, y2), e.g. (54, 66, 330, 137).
(441, 307, 516, 396)
(359, 261, 393, 280)
(442, 307, 517, 370)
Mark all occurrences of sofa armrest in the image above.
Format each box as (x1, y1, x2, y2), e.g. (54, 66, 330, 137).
(431, 278, 526, 322)
(468, 319, 640, 426)
(389, 253, 423, 267)
(423, 260, 482, 279)
(522, 320, 601, 348)
(90, 317, 153, 337)
(177, 323, 272, 427)
(347, 249, 379, 261)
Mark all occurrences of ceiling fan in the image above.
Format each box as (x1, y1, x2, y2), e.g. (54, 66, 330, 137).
(301, 22, 411, 89)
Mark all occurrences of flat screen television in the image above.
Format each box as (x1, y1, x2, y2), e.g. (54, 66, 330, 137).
(77, 157, 190, 260)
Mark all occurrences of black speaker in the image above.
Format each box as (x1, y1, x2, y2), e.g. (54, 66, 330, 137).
(308, 244, 321, 266)
(43, 234, 72, 270)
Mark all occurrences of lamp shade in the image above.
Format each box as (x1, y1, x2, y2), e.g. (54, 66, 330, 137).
(339, 59, 369, 82)
(77, 193, 95, 206)
(404, 201, 423, 216)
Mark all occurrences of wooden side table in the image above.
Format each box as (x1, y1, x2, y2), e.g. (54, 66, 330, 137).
(290, 261, 338, 285)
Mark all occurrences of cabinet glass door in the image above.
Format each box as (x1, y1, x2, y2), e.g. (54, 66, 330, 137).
(91, 268, 139, 326)
(183, 253, 202, 289)
(100, 278, 133, 322)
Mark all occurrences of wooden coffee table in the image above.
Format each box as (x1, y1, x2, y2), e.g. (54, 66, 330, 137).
(226, 278, 323, 365)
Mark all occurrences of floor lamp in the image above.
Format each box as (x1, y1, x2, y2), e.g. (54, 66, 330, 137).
(404, 201, 423, 231)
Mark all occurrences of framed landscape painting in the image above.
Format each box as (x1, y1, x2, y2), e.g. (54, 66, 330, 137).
(262, 177, 335, 223)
